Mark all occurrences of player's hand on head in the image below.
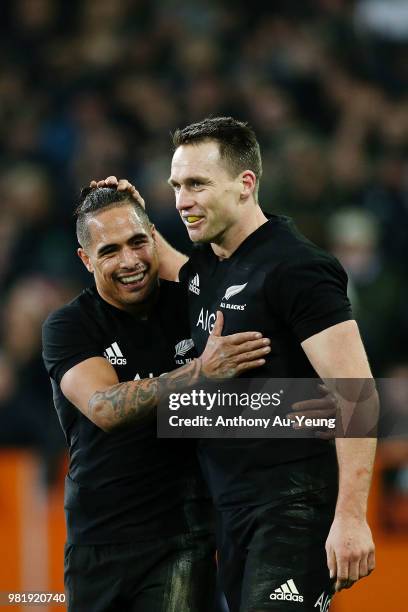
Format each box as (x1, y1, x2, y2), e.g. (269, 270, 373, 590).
(200, 311, 270, 379)
(89, 177, 146, 210)
(89, 175, 119, 188)
(325, 515, 375, 592)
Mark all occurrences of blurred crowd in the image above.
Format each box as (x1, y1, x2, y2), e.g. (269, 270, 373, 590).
(0, 0, 407, 483)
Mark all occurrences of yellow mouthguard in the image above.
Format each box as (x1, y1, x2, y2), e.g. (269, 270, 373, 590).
(187, 216, 202, 223)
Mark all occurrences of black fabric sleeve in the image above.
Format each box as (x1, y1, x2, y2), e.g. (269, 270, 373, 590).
(42, 306, 102, 385)
(266, 254, 353, 342)
(178, 258, 192, 289)
(178, 244, 210, 289)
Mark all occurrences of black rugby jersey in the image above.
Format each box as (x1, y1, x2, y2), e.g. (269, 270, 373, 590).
(42, 280, 212, 544)
(179, 216, 353, 508)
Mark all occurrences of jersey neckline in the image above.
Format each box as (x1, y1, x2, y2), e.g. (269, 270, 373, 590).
(203, 214, 291, 271)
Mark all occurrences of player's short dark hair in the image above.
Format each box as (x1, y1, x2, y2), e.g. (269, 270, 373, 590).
(172, 116, 262, 197)
(75, 187, 151, 249)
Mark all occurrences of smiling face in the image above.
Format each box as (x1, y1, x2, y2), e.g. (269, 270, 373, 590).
(169, 140, 246, 244)
(77, 203, 159, 312)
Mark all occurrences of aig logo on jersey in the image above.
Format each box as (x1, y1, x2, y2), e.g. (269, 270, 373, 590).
(314, 591, 332, 611)
(189, 274, 200, 295)
(196, 309, 216, 333)
(220, 282, 247, 311)
(104, 342, 127, 365)
(174, 338, 195, 365)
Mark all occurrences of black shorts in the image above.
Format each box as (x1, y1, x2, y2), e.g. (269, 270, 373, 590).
(64, 531, 216, 612)
(216, 487, 337, 612)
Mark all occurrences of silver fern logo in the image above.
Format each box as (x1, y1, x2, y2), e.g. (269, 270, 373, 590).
(223, 283, 248, 301)
(174, 338, 194, 357)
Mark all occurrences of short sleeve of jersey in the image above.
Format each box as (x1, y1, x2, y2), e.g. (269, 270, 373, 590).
(178, 258, 192, 290)
(42, 304, 101, 385)
(266, 254, 353, 342)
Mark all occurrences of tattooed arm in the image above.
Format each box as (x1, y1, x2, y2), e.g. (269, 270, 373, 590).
(60, 312, 270, 432)
(61, 357, 202, 432)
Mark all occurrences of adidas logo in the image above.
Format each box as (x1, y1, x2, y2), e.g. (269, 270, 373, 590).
(189, 274, 200, 295)
(269, 579, 304, 603)
(104, 342, 127, 365)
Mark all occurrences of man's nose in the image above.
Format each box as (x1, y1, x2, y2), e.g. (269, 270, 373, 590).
(175, 187, 194, 212)
(119, 246, 139, 268)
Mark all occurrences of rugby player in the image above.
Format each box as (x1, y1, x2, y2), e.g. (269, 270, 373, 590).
(99, 115, 377, 612)
(170, 117, 377, 612)
(42, 186, 272, 611)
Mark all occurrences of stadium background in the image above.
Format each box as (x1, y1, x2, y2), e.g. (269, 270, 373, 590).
(0, 0, 406, 610)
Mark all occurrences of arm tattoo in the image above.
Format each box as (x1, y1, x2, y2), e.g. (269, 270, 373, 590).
(88, 358, 203, 431)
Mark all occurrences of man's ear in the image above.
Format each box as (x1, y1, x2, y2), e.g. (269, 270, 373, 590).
(240, 170, 256, 200)
(150, 224, 156, 240)
(77, 248, 94, 273)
